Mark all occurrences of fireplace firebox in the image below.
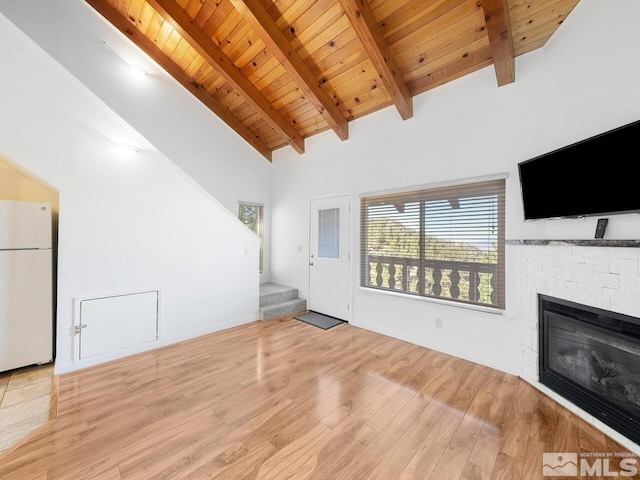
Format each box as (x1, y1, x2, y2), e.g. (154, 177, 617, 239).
(539, 294, 640, 445)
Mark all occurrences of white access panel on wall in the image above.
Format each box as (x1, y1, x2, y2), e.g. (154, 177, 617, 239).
(77, 290, 158, 360)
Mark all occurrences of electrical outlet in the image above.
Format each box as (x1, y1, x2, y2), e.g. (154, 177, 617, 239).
(435, 317, 443, 328)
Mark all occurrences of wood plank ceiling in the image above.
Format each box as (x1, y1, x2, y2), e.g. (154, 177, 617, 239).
(85, 0, 580, 161)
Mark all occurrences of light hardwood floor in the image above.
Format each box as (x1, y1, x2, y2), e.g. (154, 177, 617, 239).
(0, 316, 635, 479)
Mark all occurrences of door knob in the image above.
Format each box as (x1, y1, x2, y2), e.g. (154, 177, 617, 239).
(309, 262, 314, 266)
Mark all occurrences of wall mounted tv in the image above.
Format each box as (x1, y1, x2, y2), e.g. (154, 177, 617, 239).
(518, 119, 640, 220)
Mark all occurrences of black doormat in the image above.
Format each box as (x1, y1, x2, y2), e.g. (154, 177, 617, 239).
(294, 311, 346, 330)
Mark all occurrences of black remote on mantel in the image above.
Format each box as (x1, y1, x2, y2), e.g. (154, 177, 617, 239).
(595, 218, 608, 239)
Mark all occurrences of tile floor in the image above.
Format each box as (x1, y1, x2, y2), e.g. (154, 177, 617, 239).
(0, 363, 54, 454)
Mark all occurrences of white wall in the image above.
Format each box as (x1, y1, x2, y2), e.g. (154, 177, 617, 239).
(0, 0, 275, 283)
(269, 0, 640, 374)
(0, 13, 260, 374)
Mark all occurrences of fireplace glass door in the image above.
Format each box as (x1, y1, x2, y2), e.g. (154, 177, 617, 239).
(539, 295, 640, 445)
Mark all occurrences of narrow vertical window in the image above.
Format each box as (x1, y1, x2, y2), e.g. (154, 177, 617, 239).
(238, 203, 264, 273)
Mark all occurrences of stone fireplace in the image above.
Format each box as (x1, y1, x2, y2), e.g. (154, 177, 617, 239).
(510, 239, 640, 453)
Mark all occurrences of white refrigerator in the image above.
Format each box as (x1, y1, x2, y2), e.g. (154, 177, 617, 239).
(0, 200, 53, 372)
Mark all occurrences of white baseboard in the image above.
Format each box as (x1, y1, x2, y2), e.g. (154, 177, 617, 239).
(162, 313, 258, 344)
(349, 319, 519, 376)
(54, 313, 258, 375)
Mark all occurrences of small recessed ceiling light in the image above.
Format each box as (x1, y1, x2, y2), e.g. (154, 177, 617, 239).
(115, 143, 140, 153)
(128, 64, 148, 78)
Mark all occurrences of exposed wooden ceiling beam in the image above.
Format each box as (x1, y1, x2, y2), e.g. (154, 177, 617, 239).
(339, 0, 413, 121)
(85, 0, 273, 161)
(229, 0, 349, 142)
(147, 0, 305, 154)
(482, 0, 515, 86)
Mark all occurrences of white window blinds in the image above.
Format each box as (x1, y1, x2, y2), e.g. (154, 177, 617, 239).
(360, 178, 505, 309)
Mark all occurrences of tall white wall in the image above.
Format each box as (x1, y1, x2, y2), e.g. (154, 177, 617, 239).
(0, 0, 275, 283)
(269, 0, 640, 374)
(0, 13, 260, 374)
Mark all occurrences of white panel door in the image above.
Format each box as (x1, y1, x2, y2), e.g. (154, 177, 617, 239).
(309, 195, 351, 321)
(78, 291, 158, 359)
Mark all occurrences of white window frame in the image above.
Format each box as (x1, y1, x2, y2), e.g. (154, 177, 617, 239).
(359, 174, 506, 310)
(238, 202, 264, 273)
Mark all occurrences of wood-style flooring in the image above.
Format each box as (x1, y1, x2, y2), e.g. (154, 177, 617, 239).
(0, 316, 636, 479)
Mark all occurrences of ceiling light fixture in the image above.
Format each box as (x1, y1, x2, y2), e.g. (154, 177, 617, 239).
(128, 64, 148, 78)
(114, 143, 140, 153)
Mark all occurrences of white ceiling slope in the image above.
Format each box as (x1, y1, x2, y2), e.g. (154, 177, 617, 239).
(0, 0, 272, 213)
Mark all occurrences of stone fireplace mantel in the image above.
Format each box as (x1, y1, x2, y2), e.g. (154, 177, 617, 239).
(507, 239, 640, 248)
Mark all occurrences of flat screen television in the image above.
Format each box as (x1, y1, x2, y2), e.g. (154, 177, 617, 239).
(518, 119, 640, 220)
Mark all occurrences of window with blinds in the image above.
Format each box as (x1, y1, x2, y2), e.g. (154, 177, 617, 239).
(360, 178, 505, 309)
(238, 203, 264, 273)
